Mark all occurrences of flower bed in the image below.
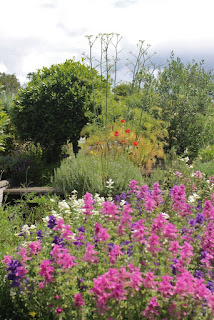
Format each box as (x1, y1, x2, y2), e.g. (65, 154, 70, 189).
(2, 174, 214, 319)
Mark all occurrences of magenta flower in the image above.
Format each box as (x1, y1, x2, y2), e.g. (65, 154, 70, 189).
(101, 201, 120, 220)
(94, 223, 111, 242)
(38, 260, 54, 284)
(28, 240, 42, 255)
(83, 192, 94, 215)
(51, 244, 77, 269)
(142, 297, 160, 318)
(74, 293, 85, 308)
(82, 242, 99, 264)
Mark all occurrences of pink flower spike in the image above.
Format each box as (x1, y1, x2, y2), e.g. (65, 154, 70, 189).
(1, 255, 12, 265)
(83, 192, 94, 215)
(28, 240, 42, 255)
(74, 293, 85, 308)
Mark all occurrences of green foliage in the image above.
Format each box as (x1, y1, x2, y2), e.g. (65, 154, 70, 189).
(157, 53, 214, 159)
(11, 59, 101, 162)
(52, 151, 143, 197)
(0, 72, 20, 96)
(0, 104, 9, 152)
(0, 143, 56, 186)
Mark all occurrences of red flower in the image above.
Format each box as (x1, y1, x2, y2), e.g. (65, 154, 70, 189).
(114, 131, 120, 137)
(125, 129, 130, 133)
(120, 140, 125, 144)
(133, 141, 138, 146)
(97, 141, 102, 145)
(120, 119, 125, 123)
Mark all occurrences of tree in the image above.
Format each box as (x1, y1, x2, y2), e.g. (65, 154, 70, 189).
(0, 72, 20, 96)
(11, 59, 101, 162)
(156, 53, 214, 159)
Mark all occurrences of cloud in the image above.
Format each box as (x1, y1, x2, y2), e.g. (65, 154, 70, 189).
(113, 0, 139, 8)
(57, 23, 87, 38)
(40, 0, 58, 9)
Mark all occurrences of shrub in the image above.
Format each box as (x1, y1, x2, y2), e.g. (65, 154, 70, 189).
(52, 151, 143, 197)
(11, 59, 102, 163)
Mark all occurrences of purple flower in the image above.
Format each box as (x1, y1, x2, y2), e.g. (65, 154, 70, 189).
(201, 251, 207, 259)
(194, 270, 204, 279)
(78, 226, 85, 233)
(189, 219, 196, 227)
(120, 192, 127, 200)
(195, 213, 205, 224)
(53, 235, 65, 247)
(73, 237, 84, 247)
(114, 195, 120, 203)
(7, 259, 22, 287)
(47, 215, 57, 229)
(207, 281, 214, 292)
(181, 227, 188, 235)
(107, 243, 115, 252)
(36, 230, 43, 239)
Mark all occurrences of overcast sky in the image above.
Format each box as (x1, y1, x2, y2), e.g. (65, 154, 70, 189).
(0, 0, 214, 85)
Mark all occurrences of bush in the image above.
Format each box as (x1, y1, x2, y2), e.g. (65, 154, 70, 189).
(52, 152, 143, 197)
(11, 59, 102, 163)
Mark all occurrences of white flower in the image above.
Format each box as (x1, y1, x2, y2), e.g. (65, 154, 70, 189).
(106, 179, 114, 189)
(161, 212, 170, 220)
(29, 224, 36, 230)
(120, 200, 126, 206)
(78, 137, 86, 144)
(188, 193, 200, 203)
(50, 198, 55, 202)
(21, 225, 30, 236)
(58, 200, 70, 213)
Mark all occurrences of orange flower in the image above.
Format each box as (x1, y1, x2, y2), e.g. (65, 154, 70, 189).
(133, 141, 138, 146)
(97, 141, 102, 145)
(114, 131, 120, 137)
(125, 129, 130, 133)
(120, 119, 125, 123)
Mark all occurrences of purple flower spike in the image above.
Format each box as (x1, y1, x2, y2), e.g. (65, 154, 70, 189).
(47, 215, 57, 229)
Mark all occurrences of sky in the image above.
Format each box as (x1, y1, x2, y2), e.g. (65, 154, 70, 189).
(0, 0, 214, 85)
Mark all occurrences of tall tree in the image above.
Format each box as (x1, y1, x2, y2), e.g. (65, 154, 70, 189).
(156, 53, 214, 158)
(11, 59, 102, 162)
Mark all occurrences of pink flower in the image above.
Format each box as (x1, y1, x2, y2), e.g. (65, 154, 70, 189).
(157, 274, 174, 297)
(1, 255, 12, 264)
(109, 244, 124, 264)
(143, 271, 157, 289)
(195, 170, 203, 178)
(142, 297, 160, 318)
(83, 192, 94, 215)
(28, 240, 42, 255)
(38, 260, 54, 284)
(51, 244, 77, 269)
(152, 182, 163, 206)
(131, 219, 148, 244)
(38, 282, 44, 290)
(82, 243, 99, 264)
(101, 201, 120, 220)
(128, 180, 139, 194)
(56, 306, 63, 314)
(175, 171, 182, 177)
(94, 223, 111, 242)
(17, 247, 31, 262)
(74, 293, 85, 308)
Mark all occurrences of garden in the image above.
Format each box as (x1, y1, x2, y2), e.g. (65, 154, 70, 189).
(1, 34, 214, 319)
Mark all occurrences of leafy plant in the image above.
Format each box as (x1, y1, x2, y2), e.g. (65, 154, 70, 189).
(11, 59, 103, 163)
(52, 151, 143, 197)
